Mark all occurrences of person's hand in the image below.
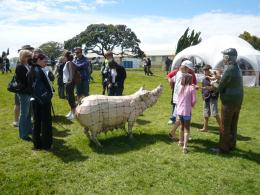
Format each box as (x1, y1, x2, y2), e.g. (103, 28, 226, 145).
(192, 84, 200, 90)
(169, 81, 174, 89)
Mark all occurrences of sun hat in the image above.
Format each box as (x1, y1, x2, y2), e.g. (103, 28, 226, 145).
(18, 45, 34, 52)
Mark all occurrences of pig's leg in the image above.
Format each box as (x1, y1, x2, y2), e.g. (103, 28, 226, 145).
(127, 120, 135, 139)
(84, 128, 91, 140)
(90, 129, 102, 147)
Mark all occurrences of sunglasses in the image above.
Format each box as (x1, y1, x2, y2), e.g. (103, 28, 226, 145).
(75, 52, 81, 54)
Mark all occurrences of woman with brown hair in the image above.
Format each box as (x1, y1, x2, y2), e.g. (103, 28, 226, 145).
(29, 53, 53, 150)
(63, 52, 77, 120)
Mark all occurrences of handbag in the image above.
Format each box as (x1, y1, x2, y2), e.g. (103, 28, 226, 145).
(7, 75, 22, 93)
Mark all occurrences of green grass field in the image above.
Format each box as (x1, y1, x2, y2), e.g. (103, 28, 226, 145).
(0, 69, 259, 194)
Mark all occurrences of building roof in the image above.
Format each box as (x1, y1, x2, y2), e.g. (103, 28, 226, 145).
(145, 50, 175, 56)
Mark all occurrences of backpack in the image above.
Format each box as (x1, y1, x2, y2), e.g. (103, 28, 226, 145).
(71, 63, 81, 85)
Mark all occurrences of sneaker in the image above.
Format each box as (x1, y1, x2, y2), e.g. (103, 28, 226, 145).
(67, 113, 75, 120)
(12, 121, 19, 127)
(66, 111, 72, 118)
(167, 120, 173, 125)
(22, 137, 32, 142)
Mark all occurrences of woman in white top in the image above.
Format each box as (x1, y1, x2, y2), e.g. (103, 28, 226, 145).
(63, 52, 76, 120)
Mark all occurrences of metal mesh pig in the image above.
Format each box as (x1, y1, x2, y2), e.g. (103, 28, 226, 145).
(75, 85, 163, 146)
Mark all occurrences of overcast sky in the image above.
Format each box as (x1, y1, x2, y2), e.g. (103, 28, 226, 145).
(0, 0, 260, 57)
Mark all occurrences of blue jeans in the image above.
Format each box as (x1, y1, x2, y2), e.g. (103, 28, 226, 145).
(169, 103, 176, 123)
(18, 93, 32, 139)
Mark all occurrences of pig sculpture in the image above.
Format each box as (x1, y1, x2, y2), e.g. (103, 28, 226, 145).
(75, 85, 163, 146)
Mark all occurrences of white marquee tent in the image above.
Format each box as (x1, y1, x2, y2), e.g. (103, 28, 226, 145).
(171, 35, 260, 86)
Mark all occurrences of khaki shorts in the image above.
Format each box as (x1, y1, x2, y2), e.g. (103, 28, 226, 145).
(204, 98, 218, 117)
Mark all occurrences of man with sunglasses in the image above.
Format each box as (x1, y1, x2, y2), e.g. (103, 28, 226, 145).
(212, 48, 244, 153)
(73, 47, 89, 101)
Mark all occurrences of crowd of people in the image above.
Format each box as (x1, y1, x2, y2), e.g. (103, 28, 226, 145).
(10, 45, 127, 150)
(8, 44, 243, 154)
(0, 51, 12, 74)
(166, 48, 243, 154)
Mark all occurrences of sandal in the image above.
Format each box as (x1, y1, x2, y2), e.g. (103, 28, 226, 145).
(183, 147, 188, 154)
(168, 133, 177, 141)
(199, 128, 208, 132)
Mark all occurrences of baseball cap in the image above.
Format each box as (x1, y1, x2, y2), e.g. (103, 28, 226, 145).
(181, 60, 194, 71)
(221, 48, 237, 56)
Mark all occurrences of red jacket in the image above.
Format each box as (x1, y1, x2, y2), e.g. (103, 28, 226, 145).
(167, 70, 197, 85)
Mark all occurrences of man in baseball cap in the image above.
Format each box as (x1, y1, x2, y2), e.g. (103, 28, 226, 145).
(212, 48, 243, 153)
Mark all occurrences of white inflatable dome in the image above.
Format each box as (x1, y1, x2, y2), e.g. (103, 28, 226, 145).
(171, 35, 260, 86)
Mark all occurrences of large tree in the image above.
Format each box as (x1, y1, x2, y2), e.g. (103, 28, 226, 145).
(64, 24, 144, 58)
(239, 31, 260, 51)
(175, 27, 202, 54)
(39, 41, 64, 60)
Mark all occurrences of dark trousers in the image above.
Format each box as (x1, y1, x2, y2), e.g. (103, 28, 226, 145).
(147, 66, 153, 75)
(219, 104, 241, 152)
(65, 83, 76, 109)
(102, 76, 108, 95)
(144, 66, 148, 75)
(32, 101, 52, 149)
(108, 85, 124, 96)
(58, 84, 65, 99)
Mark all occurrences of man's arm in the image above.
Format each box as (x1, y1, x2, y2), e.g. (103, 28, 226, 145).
(75, 58, 88, 69)
(218, 70, 231, 93)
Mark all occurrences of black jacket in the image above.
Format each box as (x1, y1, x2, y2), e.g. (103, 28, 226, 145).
(106, 61, 126, 87)
(15, 64, 31, 94)
(28, 64, 53, 105)
(57, 63, 65, 85)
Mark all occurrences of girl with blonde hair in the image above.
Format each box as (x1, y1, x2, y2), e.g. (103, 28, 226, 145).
(15, 49, 33, 141)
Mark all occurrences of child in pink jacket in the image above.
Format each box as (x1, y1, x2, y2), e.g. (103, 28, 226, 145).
(176, 73, 196, 153)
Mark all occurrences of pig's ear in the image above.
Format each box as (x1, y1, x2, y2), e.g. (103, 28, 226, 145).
(140, 92, 150, 101)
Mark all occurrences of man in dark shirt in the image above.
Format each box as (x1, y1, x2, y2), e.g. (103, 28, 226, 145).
(212, 48, 244, 153)
(73, 47, 89, 100)
(104, 51, 126, 96)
